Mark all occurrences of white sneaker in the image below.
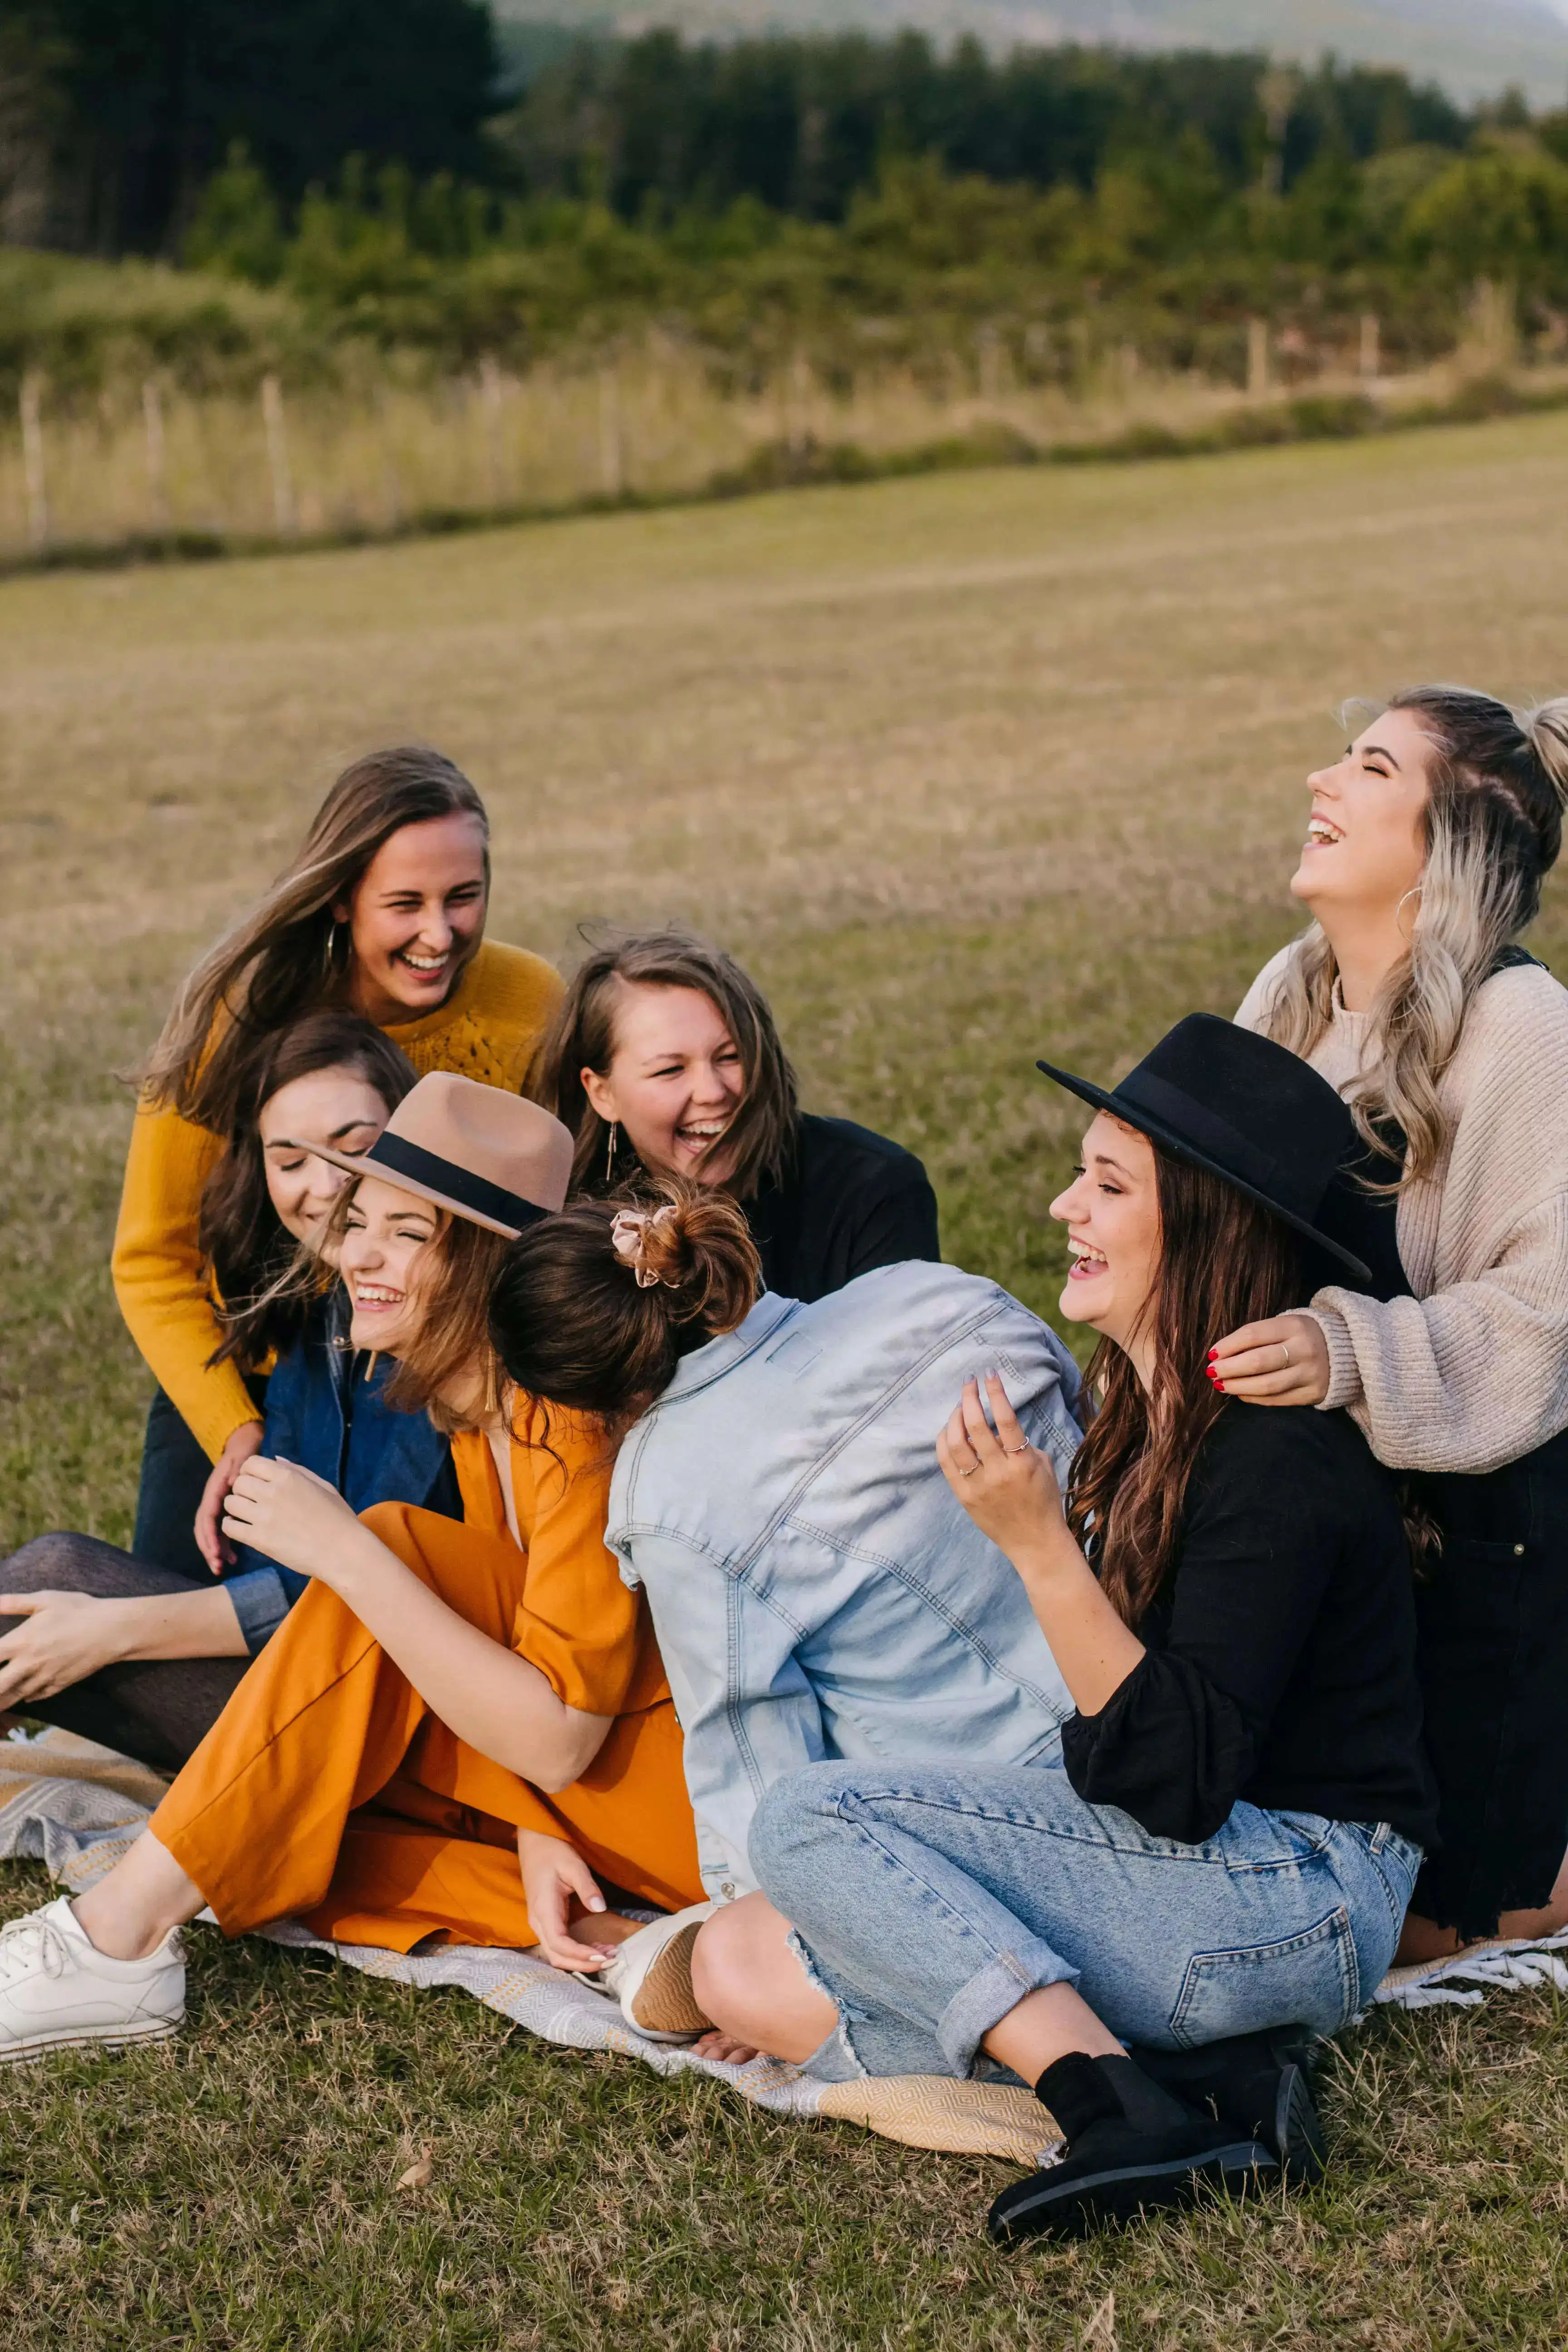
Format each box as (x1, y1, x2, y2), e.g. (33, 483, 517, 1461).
(0, 1897, 185, 2064)
(595, 1900, 718, 2041)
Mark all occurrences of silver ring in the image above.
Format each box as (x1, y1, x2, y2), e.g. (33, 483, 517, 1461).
(957, 1462, 980, 1477)
(1004, 1445, 1030, 1456)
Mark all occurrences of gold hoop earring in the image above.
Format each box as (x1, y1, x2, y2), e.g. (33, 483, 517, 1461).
(604, 1119, 618, 1185)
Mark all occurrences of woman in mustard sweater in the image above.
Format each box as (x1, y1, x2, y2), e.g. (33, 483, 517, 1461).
(115, 744, 561, 1578)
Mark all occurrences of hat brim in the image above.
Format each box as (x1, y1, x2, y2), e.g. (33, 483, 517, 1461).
(1035, 1060, 1372, 1284)
(279, 1137, 528, 1239)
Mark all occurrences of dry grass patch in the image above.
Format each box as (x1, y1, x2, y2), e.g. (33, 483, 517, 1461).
(3, 414, 1568, 2342)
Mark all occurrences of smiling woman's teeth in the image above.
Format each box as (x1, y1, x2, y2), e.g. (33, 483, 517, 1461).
(1307, 817, 1343, 844)
(355, 1284, 402, 1305)
(400, 950, 447, 972)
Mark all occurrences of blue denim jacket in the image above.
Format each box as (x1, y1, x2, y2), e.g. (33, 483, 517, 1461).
(223, 1288, 458, 1654)
(606, 1262, 1084, 1899)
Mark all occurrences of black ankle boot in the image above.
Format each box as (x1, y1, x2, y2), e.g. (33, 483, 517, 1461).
(1133, 2027, 1326, 2184)
(988, 2051, 1278, 2245)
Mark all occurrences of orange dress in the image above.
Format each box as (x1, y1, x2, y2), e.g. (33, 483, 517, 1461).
(150, 1399, 703, 1951)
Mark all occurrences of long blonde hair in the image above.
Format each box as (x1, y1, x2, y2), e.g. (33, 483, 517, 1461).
(142, 746, 488, 1135)
(1259, 687, 1568, 1183)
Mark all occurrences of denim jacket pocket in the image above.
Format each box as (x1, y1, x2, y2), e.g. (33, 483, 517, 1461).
(1170, 1904, 1360, 2045)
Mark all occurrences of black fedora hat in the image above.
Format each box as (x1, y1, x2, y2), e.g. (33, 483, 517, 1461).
(1036, 1013, 1371, 1282)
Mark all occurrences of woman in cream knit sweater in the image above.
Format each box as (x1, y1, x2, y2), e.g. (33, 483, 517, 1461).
(1213, 685, 1568, 1957)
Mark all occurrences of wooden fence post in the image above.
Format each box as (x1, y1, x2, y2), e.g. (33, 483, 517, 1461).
(20, 371, 48, 553)
(1247, 317, 1270, 400)
(261, 372, 297, 535)
(976, 324, 1002, 404)
(479, 354, 505, 509)
(142, 377, 170, 531)
(598, 360, 624, 498)
(1358, 314, 1381, 381)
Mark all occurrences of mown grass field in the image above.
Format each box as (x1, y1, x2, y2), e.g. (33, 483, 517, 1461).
(3, 415, 1568, 2348)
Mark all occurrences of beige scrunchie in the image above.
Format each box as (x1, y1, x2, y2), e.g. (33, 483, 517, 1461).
(610, 1205, 679, 1289)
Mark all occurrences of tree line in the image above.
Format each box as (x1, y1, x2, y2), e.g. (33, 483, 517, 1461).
(3, 18, 1568, 404)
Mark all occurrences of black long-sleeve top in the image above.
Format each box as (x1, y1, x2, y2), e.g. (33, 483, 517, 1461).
(1061, 1406, 1438, 1850)
(744, 1113, 940, 1304)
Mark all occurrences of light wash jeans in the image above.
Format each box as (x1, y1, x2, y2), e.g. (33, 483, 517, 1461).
(749, 1757, 1421, 2082)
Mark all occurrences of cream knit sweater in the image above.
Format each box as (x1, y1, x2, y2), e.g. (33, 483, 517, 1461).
(1236, 948, 1568, 1476)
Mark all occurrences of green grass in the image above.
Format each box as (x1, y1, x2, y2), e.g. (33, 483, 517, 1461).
(4, 410, 1568, 2342)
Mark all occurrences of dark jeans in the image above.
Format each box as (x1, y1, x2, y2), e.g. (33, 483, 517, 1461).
(132, 1381, 265, 1583)
(0, 1531, 250, 1773)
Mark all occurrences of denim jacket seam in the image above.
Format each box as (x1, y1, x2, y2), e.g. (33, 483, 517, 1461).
(730, 1292, 1049, 1579)
(780, 1511, 1068, 1710)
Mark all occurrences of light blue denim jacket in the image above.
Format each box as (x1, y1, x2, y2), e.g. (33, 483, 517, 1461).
(605, 1263, 1084, 1900)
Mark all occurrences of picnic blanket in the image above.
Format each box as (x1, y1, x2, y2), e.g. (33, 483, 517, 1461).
(7, 1728, 1563, 2142)
(0, 1726, 1055, 2165)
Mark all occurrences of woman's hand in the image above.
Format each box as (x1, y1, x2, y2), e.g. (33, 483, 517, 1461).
(517, 1829, 621, 1973)
(196, 1420, 265, 1574)
(0, 1592, 129, 1707)
(937, 1374, 1072, 1571)
(220, 1455, 365, 1587)
(1207, 1312, 1330, 1406)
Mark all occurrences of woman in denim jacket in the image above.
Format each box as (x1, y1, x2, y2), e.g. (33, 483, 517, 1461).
(0, 1014, 456, 1768)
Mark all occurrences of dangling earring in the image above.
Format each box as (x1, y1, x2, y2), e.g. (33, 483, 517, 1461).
(604, 1119, 618, 1185)
(1395, 884, 1423, 942)
(323, 919, 343, 979)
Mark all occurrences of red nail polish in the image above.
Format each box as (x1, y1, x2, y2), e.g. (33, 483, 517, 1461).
(1214, 1380, 1226, 1393)
(1206, 1349, 1217, 1361)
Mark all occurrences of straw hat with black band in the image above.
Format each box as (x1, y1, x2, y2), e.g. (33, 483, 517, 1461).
(1036, 1012, 1372, 1284)
(288, 1070, 573, 1238)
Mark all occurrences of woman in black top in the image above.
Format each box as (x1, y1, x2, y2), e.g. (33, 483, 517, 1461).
(686, 1016, 1436, 2244)
(529, 928, 938, 1300)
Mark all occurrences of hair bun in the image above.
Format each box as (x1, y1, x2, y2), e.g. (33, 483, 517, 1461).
(1520, 697, 1568, 811)
(608, 1177, 760, 1328)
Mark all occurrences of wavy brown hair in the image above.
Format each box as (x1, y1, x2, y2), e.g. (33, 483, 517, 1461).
(141, 745, 489, 1136)
(375, 1215, 514, 1436)
(488, 1174, 760, 1431)
(528, 928, 799, 1200)
(204, 1012, 416, 1371)
(1066, 1145, 1305, 1628)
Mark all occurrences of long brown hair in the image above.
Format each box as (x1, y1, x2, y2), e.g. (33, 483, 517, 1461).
(203, 1012, 416, 1371)
(528, 929, 799, 1200)
(380, 1216, 514, 1434)
(142, 745, 489, 1135)
(1066, 1145, 1304, 1627)
(1258, 686, 1568, 1184)
(488, 1175, 760, 1429)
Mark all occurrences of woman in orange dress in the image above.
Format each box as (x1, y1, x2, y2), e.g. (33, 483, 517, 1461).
(0, 1076, 704, 2068)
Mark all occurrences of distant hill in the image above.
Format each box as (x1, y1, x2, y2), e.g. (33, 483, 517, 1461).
(497, 0, 1568, 105)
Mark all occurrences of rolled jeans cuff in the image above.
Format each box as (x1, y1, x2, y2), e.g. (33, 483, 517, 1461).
(220, 1564, 290, 1657)
(790, 1925, 1076, 2084)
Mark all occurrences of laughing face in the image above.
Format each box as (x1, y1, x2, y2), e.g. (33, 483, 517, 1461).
(1049, 1112, 1163, 1365)
(258, 1064, 391, 1251)
(581, 980, 746, 1186)
(338, 812, 488, 1027)
(337, 1173, 443, 1354)
(1290, 706, 1432, 926)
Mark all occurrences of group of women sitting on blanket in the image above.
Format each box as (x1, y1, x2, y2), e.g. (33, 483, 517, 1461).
(2, 684, 1567, 2246)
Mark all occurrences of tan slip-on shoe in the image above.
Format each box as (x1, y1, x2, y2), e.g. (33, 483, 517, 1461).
(593, 1900, 718, 2040)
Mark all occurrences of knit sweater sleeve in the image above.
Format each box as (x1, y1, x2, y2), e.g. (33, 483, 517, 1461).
(111, 1098, 258, 1461)
(1306, 971, 1568, 1474)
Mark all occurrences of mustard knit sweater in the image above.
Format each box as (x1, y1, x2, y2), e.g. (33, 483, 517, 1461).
(112, 940, 563, 1461)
